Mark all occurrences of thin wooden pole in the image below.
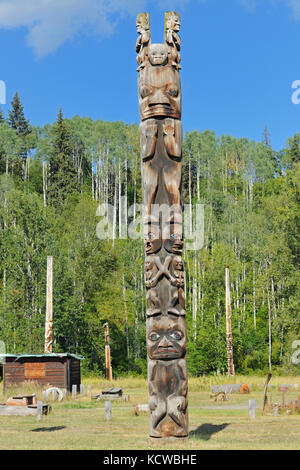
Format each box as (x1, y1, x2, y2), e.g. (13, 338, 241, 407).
(44, 256, 53, 354)
(225, 266, 235, 376)
(104, 323, 113, 381)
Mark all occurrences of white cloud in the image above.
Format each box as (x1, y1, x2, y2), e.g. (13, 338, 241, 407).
(238, 0, 257, 12)
(0, 0, 299, 58)
(238, 0, 300, 19)
(286, 0, 300, 20)
(0, 0, 174, 58)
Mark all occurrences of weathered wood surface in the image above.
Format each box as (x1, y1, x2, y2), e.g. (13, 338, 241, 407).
(104, 323, 113, 381)
(134, 404, 149, 415)
(105, 400, 112, 421)
(136, 11, 188, 439)
(92, 393, 129, 402)
(45, 256, 53, 354)
(262, 373, 272, 413)
(225, 267, 235, 376)
(101, 387, 122, 396)
(248, 399, 256, 420)
(0, 404, 51, 416)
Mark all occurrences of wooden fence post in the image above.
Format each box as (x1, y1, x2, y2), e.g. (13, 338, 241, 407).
(105, 400, 112, 421)
(37, 401, 43, 421)
(248, 399, 256, 419)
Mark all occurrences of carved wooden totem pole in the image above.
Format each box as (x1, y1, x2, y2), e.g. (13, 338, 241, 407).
(136, 11, 188, 438)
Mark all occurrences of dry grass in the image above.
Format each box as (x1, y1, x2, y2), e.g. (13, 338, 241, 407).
(0, 375, 299, 450)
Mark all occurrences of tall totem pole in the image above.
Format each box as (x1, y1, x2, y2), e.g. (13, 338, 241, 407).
(136, 11, 188, 438)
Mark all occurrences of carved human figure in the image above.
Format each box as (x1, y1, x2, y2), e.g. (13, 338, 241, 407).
(144, 222, 161, 255)
(148, 43, 168, 66)
(145, 256, 160, 316)
(140, 118, 182, 224)
(162, 118, 182, 210)
(165, 11, 181, 69)
(145, 255, 173, 288)
(136, 13, 151, 71)
(169, 255, 186, 315)
(147, 315, 188, 436)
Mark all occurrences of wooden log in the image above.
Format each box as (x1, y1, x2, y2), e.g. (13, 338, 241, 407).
(80, 384, 84, 396)
(211, 384, 242, 394)
(0, 405, 39, 416)
(72, 384, 77, 398)
(134, 404, 149, 415)
(101, 387, 122, 396)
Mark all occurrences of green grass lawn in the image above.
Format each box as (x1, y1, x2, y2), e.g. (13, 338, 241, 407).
(0, 375, 299, 450)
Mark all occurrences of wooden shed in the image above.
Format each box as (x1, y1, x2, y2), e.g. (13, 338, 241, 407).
(0, 353, 83, 392)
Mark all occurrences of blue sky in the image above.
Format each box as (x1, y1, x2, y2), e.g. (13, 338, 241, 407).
(1, 0, 300, 151)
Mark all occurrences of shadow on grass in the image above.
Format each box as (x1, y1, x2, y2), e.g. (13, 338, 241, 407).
(31, 426, 66, 433)
(190, 423, 230, 441)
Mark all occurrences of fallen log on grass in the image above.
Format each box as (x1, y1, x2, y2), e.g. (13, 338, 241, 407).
(211, 384, 250, 394)
(134, 404, 149, 416)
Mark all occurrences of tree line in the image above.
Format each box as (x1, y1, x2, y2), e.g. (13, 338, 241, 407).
(0, 92, 299, 376)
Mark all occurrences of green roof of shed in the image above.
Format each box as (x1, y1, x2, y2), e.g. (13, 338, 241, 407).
(0, 353, 84, 361)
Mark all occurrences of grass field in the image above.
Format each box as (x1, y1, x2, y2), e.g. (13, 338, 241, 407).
(0, 375, 299, 450)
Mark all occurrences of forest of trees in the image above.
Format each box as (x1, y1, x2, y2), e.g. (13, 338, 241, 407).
(0, 92, 299, 377)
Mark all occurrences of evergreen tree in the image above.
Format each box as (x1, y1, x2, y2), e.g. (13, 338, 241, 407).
(8, 92, 31, 137)
(7, 92, 34, 180)
(47, 108, 77, 207)
(289, 134, 300, 166)
(0, 107, 5, 124)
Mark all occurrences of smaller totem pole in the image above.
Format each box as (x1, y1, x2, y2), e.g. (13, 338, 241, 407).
(44, 256, 53, 354)
(225, 266, 235, 376)
(104, 322, 113, 381)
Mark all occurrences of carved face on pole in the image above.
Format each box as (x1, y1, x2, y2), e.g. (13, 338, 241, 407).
(144, 223, 161, 254)
(173, 255, 183, 272)
(147, 315, 186, 360)
(148, 44, 168, 66)
(138, 65, 181, 120)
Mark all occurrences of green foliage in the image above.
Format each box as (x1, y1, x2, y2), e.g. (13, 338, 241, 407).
(0, 111, 299, 377)
(47, 109, 77, 208)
